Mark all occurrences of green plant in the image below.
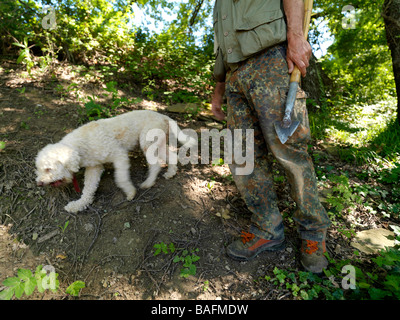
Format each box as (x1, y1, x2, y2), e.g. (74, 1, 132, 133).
(263, 246, 400, 300)
(264, 266, 344, 300)
(82, 96, 108, 121)
(59, 220, 69, 233)
(0, 265, 59, 300)
(65, 281, 86, 297)
(80, 81, 142, 122)
(337, 227, 356, 240)
(211, 158, 224, 166)
(104, 81, 141, 110)
(326, 174, 362, 216)
(0, 265, 87, 300)
(202, 280, 210, 292)
(368, 247, 400, 299)
(153, 242, 176, 256)
(153, 242, 200, 278)
(326, 247, 400, 300)
(16, 87, 26, 94)
(13, 37, 36, 75)
(378, 163, 400, 185)
(0, 141, 5, 151)
(206, 180, 215, 191)
(173, 248, 200, 278)
(20, 120, 30, 130)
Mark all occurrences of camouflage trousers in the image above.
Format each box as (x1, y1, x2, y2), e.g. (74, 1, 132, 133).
(226, 44, 331, 242)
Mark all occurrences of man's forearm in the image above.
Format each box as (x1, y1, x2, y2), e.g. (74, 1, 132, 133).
(282, 0, 311, 76)
(214, 81, 226, 96)
(283, 0, 304, 39)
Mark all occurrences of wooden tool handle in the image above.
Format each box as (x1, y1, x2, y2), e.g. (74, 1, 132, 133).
(289, 0, 314, 83)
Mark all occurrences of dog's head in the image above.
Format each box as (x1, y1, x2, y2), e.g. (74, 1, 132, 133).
(35, 143, 80, 187)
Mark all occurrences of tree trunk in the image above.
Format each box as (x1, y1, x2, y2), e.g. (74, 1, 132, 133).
(383, 0, 400, 125)
(302, 53, 332, 110)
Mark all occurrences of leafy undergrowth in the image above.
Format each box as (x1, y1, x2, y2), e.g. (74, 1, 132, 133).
(1, 60, 399, 300)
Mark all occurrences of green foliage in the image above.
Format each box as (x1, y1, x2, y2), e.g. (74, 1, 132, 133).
(59, 220, 69, 233)
(324, 170, 400, 221)
(79, 81, 142, 122)
(0, 265, 59, 300)
(310, 98, 400, 166)
(153, 242, 176, 256)
(173, 248, 200, 278)
(1, 0, 396, 110)
(264, 246, 400, 300)
(13, 37, 36, 75)
(153, 242, 200, 278)
(0, 265, 88, 300)
(1, 0, 215, 107)
(326, 174, 362, 216)
(83, 96, 106, 120)
(378, 163, 400, 185)
(264, 266, 344, 300)
(365, 163, 400, 219)
(314, 0, 395, 104)
(129, 25, 214, 103)
(327, 247, 400, 300)
(66, 281, 86, 297)
(0, 0, 41, 52)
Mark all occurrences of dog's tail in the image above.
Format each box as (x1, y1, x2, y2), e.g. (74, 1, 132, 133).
(167, 119, 197, 148)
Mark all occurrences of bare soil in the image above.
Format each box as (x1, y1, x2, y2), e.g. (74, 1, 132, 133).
(0, 59, 384, 300)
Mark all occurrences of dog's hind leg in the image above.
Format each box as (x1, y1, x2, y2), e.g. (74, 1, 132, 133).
(113, 153, 137, 201)
(140, 150, 162, 189)
(163, 147, 177, 179)
(64, 165, 104, 213)
(139, 129, 166, 189)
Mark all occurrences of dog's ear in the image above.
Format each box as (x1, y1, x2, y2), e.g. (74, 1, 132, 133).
(65, 150, 80, 172)
(58, 145, 80, 173)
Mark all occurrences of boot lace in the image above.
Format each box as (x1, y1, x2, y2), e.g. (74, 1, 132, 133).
(240, 231, 255, 244)
(303, 240, 319, 255)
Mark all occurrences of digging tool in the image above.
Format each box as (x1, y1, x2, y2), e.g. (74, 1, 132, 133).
(274, 0, 313, 144)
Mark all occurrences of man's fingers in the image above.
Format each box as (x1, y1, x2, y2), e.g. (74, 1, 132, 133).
(287, 58, 294, 74)
(287, 57, 308, 77)
(297, 62, 307, 77)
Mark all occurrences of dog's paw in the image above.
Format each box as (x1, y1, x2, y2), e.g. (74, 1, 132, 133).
(64, 201, 85, 213)
(140, 179, 155, 189)
(126, 189, 137, 201)
(163, 169, 177, 180)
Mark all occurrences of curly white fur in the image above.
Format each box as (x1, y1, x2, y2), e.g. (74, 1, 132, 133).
(35, 110, 195, 213)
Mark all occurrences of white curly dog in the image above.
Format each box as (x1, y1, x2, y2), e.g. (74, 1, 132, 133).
(35, 110, 196, 213)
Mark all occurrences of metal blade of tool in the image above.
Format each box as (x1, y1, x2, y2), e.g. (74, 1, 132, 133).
(275, 0, 313, 144)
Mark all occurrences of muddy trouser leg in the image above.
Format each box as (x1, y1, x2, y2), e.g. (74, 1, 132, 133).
(226, 45, 331, 242)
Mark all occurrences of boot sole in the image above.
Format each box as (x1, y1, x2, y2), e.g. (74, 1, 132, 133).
(300, 259, 328, 275)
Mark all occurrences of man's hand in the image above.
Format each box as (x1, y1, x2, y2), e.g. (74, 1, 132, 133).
(286, 32, 312, 77)
(211, 82, 226, 121)
(283, 0, 312, 77)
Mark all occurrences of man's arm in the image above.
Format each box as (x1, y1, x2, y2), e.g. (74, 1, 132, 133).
(283, 0, 312, 77)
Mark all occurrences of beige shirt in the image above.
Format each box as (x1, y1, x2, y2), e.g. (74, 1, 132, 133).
(213, 0, 287, 80)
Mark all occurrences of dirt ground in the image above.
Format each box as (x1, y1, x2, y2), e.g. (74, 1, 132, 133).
(0, 59, 380, 301)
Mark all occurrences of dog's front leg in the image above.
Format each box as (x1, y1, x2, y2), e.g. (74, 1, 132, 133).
(64, 165, 104, 213)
